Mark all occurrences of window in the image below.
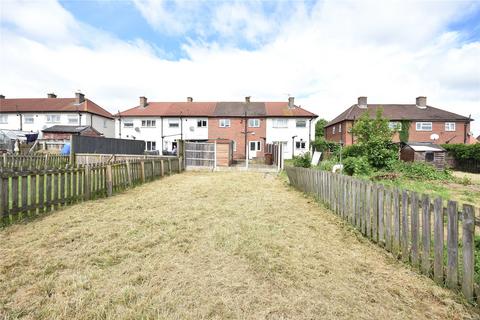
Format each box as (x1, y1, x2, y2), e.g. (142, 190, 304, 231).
(168, 119, 179, 128)
(0, 115, 7, 124)
(219, 119, 231, 128)
(248, 119, 260, 128)
(142, 119, 156, 127)
(296, 141, 306, 149)
(46, 114, 60, 123)
(445, 122, 456, 132)
(296, 120, 306, 128)
(273, 119, 288, 128)
(24, 115, 34, 124)
(197, 119, 207, 128)
(338, 124, 342, 133)
(68, 115, 78, 124)
(232, 141, 236, 151)
(333, 126, 336, 134)
(388, 122, 402, 131)
(249, 141, 261, 151)
(146, 141, 156, 151)
(123, 120, 133, 128)
(425, 152, 434, 162)
(416, 122, 432, 131)
(103, 119, 108, 128)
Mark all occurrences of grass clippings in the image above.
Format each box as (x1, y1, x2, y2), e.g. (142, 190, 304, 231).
(1, 171, 478, 319)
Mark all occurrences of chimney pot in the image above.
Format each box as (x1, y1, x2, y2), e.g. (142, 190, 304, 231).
(358, 96, 367, 108)
(75, 92, 85, 104)
(47, 93, 57, 98)
(139, 96, 148, 108)
(245, 96, 251, 103)
(187, 97, 193, 102)
(416, 96, 427, 108)
(0, 94, 4, 99)
(288, 96, 295, 109)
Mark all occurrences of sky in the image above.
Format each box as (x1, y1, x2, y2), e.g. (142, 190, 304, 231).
(1, 0, 479, 133)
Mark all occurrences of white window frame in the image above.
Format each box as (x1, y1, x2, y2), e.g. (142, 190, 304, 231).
(168, 119, 179, 128)
(142, 119, 156, 127)
(0, 115, 7, 124)
(123, 120, 133, 128)
(197, 119, 207, 128)
(338, 124, 342, 133)
(249, 141, 261, 151)
(332, 126, 336, 134)
(146, 141, 156, 151)
(388, 122, 402, 131)
(24, 115, 34, 124)
(232, 141, 236, 151)
(296, 119, 306, 128)
(445, 122, 456, 132)
(273, 119, 288, 128)
(68, 115, 78, 124)
(295, 141, 306, 149)
(219, 119, 231, 128)
(416, 122, 432, 131)
(46, 114, 61, 123)
(248, 119, 260, 128)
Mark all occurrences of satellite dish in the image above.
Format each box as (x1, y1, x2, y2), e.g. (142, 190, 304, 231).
(430, 133, 439, 141)
(134, 127, 140, 132)
(189, 126, 194, 132)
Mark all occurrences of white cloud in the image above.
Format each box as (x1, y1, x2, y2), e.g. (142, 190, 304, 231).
(1, 0, 480, 133)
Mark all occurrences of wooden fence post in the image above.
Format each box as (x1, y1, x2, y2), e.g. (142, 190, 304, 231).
(446, 200, 458, 289)
(106, 164, 113, 196)
(140, 161, 145, 182)
(85, 165, 91, 200)
(462, 204, 475, 301)
(433, 197, 444, 284)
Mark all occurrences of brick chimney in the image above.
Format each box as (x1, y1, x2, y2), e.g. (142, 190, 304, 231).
(187, 97, 193, 102)
(47, 93, 57, 98)
(0, 94, 4, 99)
(416, 96, 427, 109)
(358, 96, 367, 108)
(245, 96, 251, 103)
(75, 92, 85, 104)
(139, 96, 148, 108)
(288, 96, 295, 109)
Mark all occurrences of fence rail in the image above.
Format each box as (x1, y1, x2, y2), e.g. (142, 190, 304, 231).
(286, 167, 479, 303)
(0, 157, 183, 226)
(0, 154, 70, 169)
(74, 153, 175, 165)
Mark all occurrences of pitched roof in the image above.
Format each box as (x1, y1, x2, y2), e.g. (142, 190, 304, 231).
(0, 98, 114, 119)
(327, 104, 471, 127)
(403, 142, 445, 152)
(118, 101, 317, 118)
(42, 125, 99, 134)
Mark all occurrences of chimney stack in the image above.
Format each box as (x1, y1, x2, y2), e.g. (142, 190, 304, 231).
(0, 94, 4, 99)
(139, 96, 148, 108)
(245, 96, 251, 103)
(75, 92, 85, 104)
(416, 96, 427, 109)
(288, 96, 295, 109)
(187, 97, 193, 102)
(358, 96, 367, 108)
(47, 93, 57, 98)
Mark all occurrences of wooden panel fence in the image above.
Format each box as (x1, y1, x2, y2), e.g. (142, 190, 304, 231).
(0, 154, 70, 169)
(0, 157, 183, 227)
(286, 167, 479, 303)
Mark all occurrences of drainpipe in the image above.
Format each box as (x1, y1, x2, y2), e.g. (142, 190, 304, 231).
(117, 111, 122, 138)
(244, 111, 248, 160)
(292, 135, 297, 158)
(160, 117, 164, 155)
(308, 118, 313, 152)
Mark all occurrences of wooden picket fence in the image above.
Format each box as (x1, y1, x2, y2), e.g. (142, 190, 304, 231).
(285, 167, 479, 303)
(0, 157, 183, 226)
(0, 154, 70, 169)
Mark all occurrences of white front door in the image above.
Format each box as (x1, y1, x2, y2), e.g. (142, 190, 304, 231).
(249, 141, 261, 159)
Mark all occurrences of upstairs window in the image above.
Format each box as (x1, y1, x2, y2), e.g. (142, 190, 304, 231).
(219, 119, 231, 128)
(273, 119, 288, 128)
(416, 122, 432, 131)
(296, 120, 306, 128)
(103, 119, 108, 128)
(168, 119, 179, 128)
(388, 122, 402, 131)
(68, 115, 78, 124)
(445, 122, 456, 132)
(197, 119, 207, 128)
(24, 115, 34, 124)
(0, 115, 7, 124)
(123, 120, 133, 128)
(46, 114, 60, 123)
(248, 119, 260, 128)
(142, 119, 156, 127)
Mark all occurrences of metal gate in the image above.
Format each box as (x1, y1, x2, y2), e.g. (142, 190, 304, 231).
(185, 142, 215, 168)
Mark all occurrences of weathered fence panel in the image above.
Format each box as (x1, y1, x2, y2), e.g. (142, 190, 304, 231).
(285, 167, 478, 303)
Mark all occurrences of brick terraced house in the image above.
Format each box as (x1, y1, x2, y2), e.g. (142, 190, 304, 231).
(325, 96, 473, 145)
(116, 96, 317, 160)
(0, 92, 115, 138)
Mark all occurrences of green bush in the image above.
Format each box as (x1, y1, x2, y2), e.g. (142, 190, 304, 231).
(318, 159, 336, 171)
(442, 143, 480, 161)
(392, 161, 453, 181)
(343, 156, 372, 176)
(342, 144, 363, 159)
(292, 152, 311, 168)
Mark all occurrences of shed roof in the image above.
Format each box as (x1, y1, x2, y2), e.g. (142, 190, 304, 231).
(42, 125, 100, 134)
(404, 142, 445, 152)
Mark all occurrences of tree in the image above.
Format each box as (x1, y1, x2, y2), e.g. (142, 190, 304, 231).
(315, 119, 328, 139)
(351, 109, 397, 169)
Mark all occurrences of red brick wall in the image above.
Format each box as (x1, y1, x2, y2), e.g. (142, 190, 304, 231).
(208, 117, 266, 159)
(43, 132, 72, 140)
(326, 120, 469, 145)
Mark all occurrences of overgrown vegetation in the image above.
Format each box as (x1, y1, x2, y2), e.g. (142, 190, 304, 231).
(292, 152, 311, 168)
(442, 143, 480, 161)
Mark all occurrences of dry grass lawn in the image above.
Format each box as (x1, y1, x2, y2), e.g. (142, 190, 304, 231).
(1, 171, 479, 319)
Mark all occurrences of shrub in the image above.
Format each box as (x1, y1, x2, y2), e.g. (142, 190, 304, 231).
(318, 159, 336, 171)
(342, 144, 363, 159)
(343, 156, 372, 176)
(442, 143, 480, 161)
(292, 152, 311, 168)
(392, 161, 453, 181)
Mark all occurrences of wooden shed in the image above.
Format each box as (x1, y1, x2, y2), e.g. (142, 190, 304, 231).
(207, 139, 233, 167)
(400, 142, 446, 169)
